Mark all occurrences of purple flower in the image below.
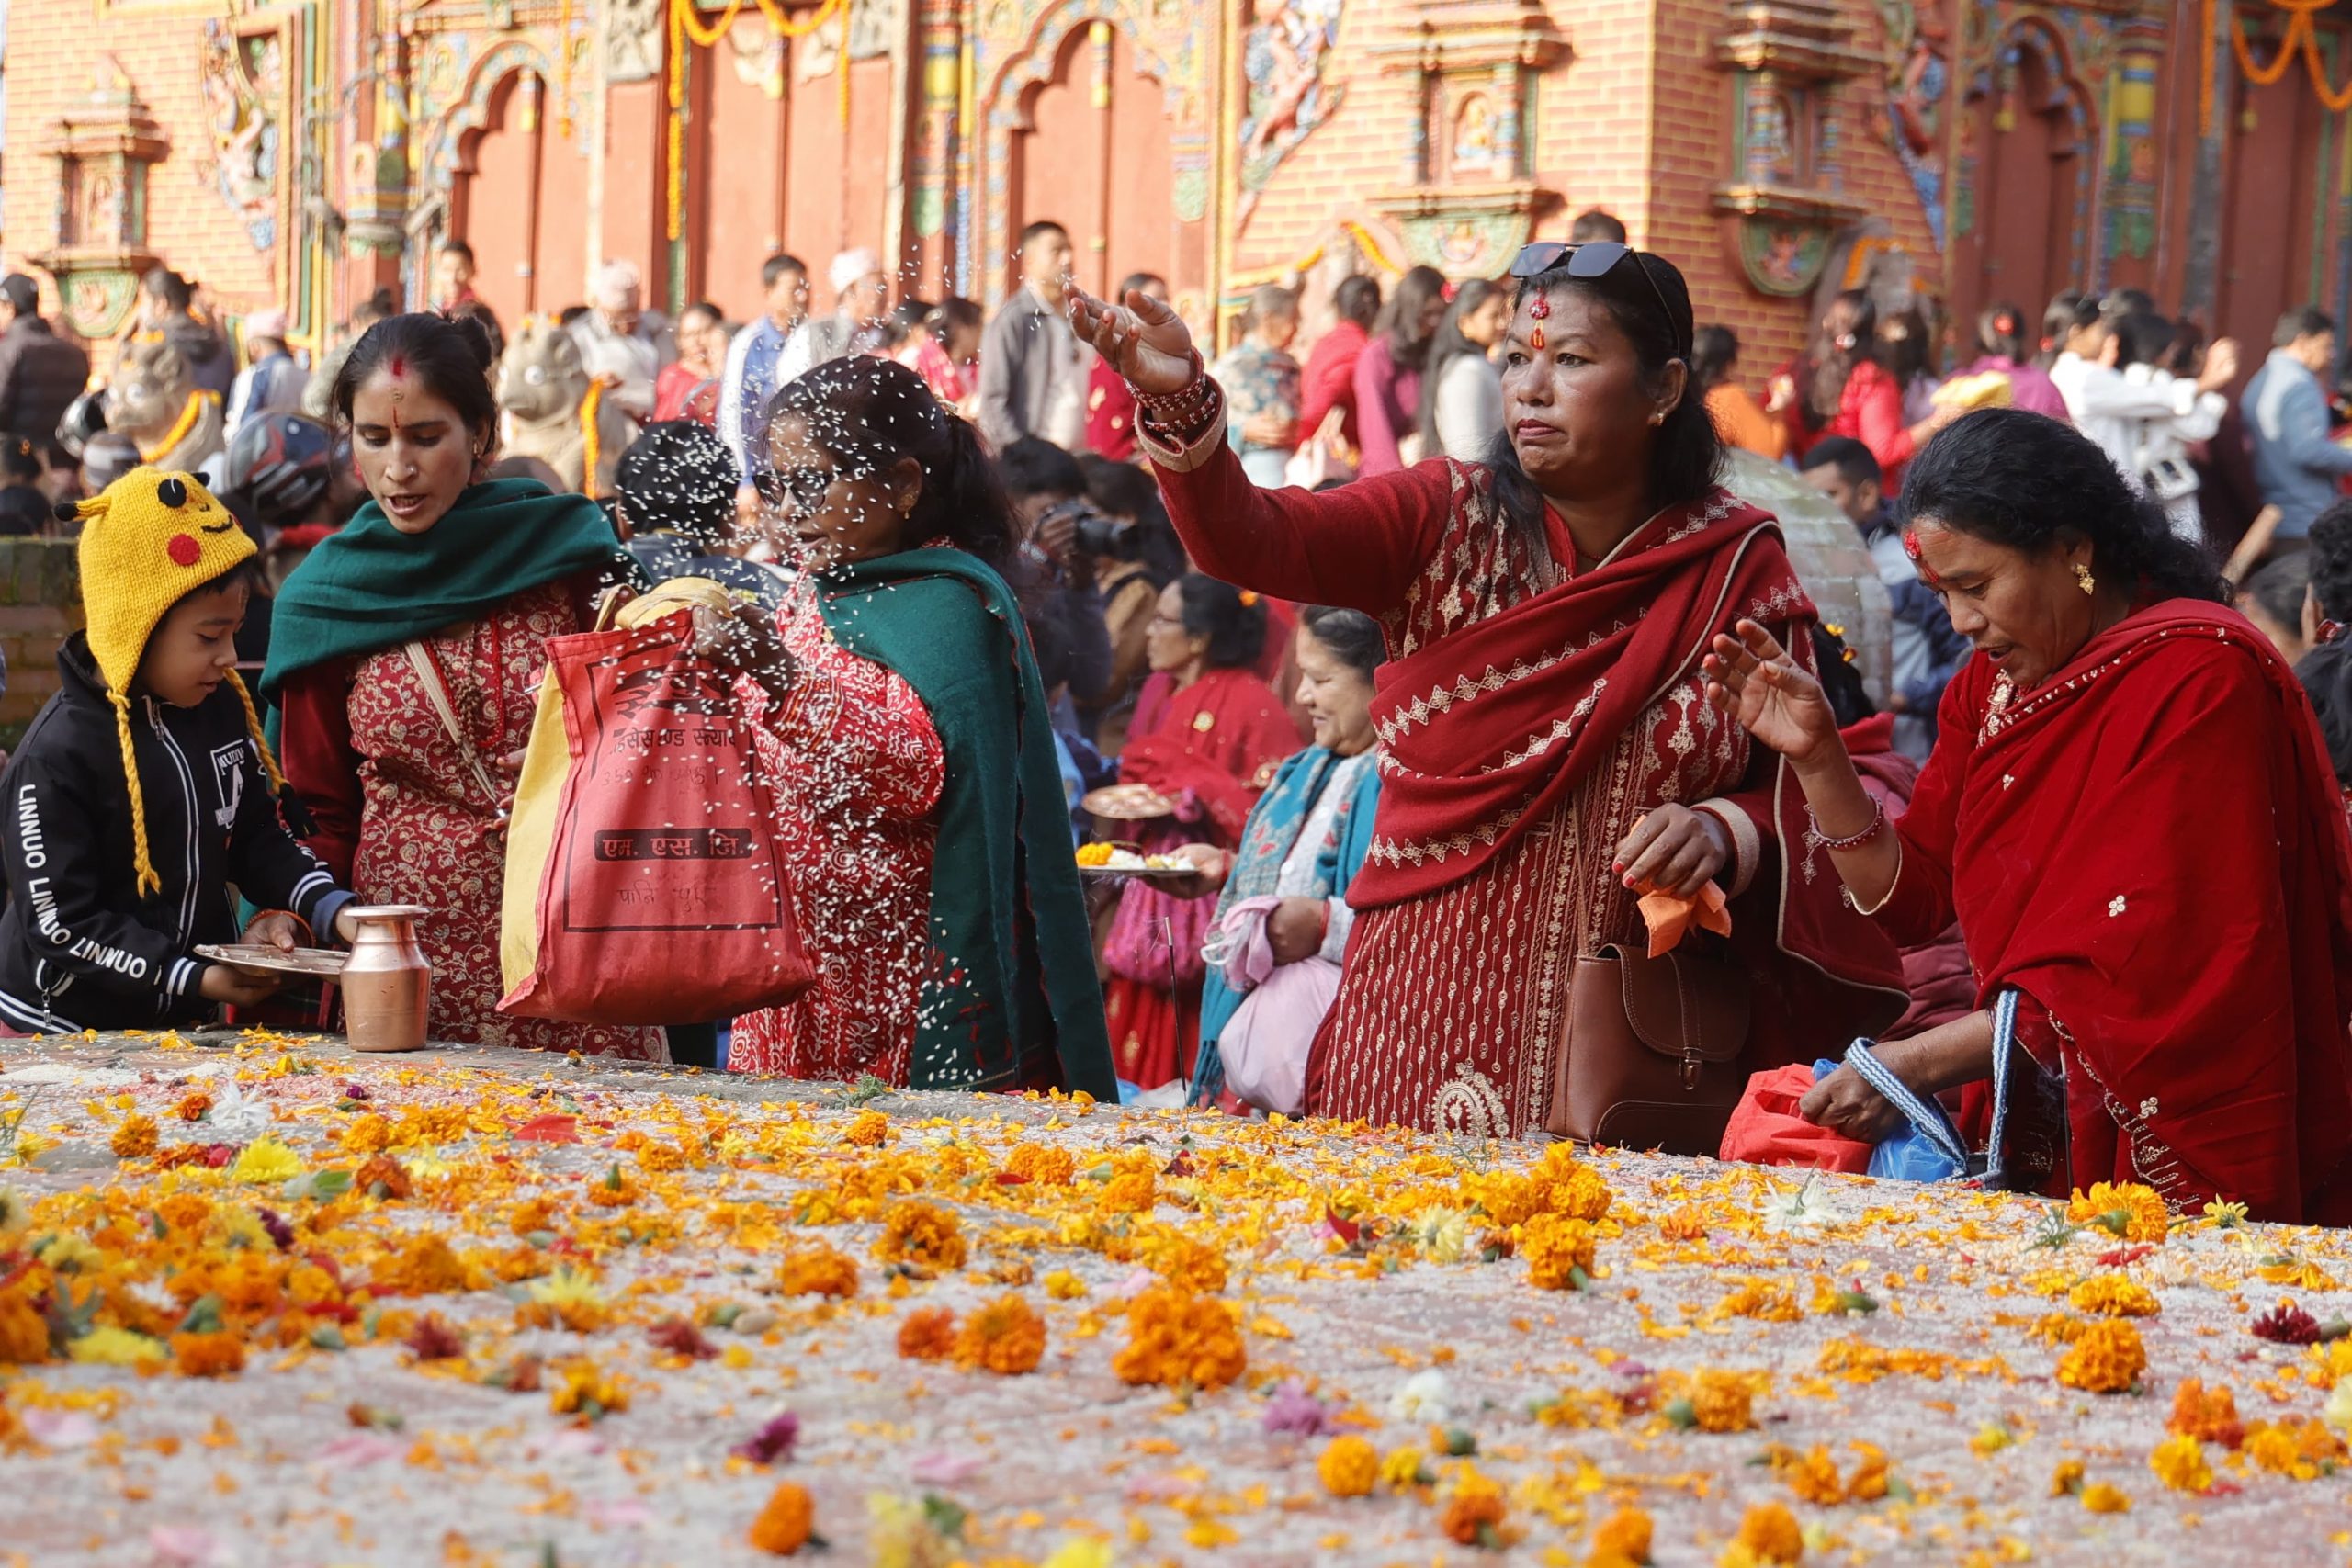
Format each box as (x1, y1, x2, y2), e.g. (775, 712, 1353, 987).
(729, 1411, 800, 1465)
(254, 1208, 295, 1251)
(1261, 1379, 1332, 1438)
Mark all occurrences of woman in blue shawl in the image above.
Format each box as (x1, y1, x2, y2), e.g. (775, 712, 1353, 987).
(1173, 606, 1383, 1109)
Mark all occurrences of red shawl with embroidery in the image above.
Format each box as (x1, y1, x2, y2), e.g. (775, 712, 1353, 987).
(1121, 666, 1302, 840)
(1885, 601, 2352, 1222)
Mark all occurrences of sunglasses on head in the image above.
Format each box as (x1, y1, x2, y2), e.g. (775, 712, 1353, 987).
(1509, 241, 1688, 360)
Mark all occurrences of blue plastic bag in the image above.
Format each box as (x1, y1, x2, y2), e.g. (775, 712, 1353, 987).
(1831, 989, 2020, 1186)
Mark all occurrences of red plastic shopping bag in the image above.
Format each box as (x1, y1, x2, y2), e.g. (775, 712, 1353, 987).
(1716, 1064, 1873, 1172)
(499, 598, 814, 1025)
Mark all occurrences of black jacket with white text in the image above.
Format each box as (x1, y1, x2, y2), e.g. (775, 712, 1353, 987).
(0, 635, 347, 1031)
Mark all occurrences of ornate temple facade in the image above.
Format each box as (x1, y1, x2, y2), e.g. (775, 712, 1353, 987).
(2, 0, 2346, 375)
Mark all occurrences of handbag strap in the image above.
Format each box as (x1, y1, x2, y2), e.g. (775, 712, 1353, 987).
(1976, 988, 2021, 1187)
(402, 640, 504, 812)
(1841, 1036, 1970, 1171)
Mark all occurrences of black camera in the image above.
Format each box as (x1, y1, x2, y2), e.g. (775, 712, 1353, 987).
(1046, 498, 1143, 560)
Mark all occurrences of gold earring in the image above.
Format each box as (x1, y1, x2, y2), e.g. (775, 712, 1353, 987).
(2074, 563, 2096, 596)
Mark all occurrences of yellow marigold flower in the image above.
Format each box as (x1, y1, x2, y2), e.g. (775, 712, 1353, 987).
(2066, 1181, 2170, 1243)
(1719, 1501, 1804, 1567)
(2055, 1319, 2145, 1394)
(1097, 1171, 1157, 1214)
(549, 1359, 628, 1419)
(170, 1329, 247, 1378)
(340, 1112, 393, 1154)
(636, 1141, 688, 1173)
(1317, 1434, 1378, 1497)
(2244, 1424, 2305, 1477)
(2148, 1434, 2212, 1494)
(509, 1196, 556, 1237)
(1379, 1443, 1430, 1490)
(1844, 1443, 1890, 1502)
(873, 1201, 967, 1275)
(843, 1111, 889, 1148)
(229, 1137, 300, 1186)
(525, 1267, 610, 1332)
(2050, 1459, 2086, 1497)
(1707, 1280, 1803, 1324)
(1779, 1444, 1844, 1506)
(1005, 1143, 1075, 1185)
(953, 1293, 1046, 1375)
(1143, 1232, 1228, 1295)
(2166, 1378, 2244, 1449)
(1543, 1159, 1614, 1224)
(896, 1307, 956, 1361)
(1043, 1269, 1087, 1300)
(777, 1244, 859, 1299)
(2067, 1274, 2159, 1318)
(1112, 1285, 1247, 1391)
(1522, 1213, 1599, 1292)
(1438, 1466, 1510, 1546)
(748, 1482, 815, 1554)
(375, 1233, 473, 1298)
(1681, 1370, 1756, 1434)
(110, 1113, 159, 1160)
(1591, 1505, 1655, 1565)
(0, 1291, 50, 1365)
(2080, 1482, 2131, 1514)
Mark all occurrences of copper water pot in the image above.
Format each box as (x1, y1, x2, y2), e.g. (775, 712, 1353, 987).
(340, 905, 431, 1053)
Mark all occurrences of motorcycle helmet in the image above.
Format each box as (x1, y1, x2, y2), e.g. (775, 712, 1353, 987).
(54, 388, 107, 461)
(220, 412, 334, 528)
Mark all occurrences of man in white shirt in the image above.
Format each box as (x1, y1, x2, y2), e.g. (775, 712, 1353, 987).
(567, 259, 673, 423)
(224, 309, 309, 443)
(717, 253, 812, 521)
(803, 248, 890, 367)
(2048, 300, 2237, 489)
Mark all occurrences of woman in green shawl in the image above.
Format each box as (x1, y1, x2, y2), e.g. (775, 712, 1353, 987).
(720, 356, 1115, 1098)
(265, 312, 661, 1059)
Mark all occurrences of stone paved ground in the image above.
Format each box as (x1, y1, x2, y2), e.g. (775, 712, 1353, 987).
(3, 1029, 2349, 1567)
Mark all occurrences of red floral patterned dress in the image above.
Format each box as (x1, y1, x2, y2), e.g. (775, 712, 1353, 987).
(727, 598, 947, 1082)
(282, 581, 664, 1060)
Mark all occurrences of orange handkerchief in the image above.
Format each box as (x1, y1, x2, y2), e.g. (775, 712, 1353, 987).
(1637, 882, 1732, 958)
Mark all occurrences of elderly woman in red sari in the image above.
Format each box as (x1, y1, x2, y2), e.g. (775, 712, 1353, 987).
(1707, 409, 2352, 1223)
(1068, 246, 1905, 1138)
(1100, 575, 1300, 1089)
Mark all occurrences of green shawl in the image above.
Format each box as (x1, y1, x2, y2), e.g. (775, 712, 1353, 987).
(260, 479, 631, 694)
(817, 547, 1117, 1099)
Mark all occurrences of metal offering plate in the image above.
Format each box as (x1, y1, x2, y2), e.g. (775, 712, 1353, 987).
(194, 944, 351, 979)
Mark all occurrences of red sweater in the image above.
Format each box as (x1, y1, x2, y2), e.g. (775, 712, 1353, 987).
(1297, 321, 1369, 453)
(1784, 360, 1917, 487)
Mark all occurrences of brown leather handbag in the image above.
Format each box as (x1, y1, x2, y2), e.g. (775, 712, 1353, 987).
(1545, 938, 1751, 1154)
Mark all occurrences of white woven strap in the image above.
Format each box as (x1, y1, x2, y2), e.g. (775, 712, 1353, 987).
(401, 641, 503, 811)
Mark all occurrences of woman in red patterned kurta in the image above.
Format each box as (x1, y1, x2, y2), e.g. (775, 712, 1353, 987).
(1069, 251, 1906, 1137)
(266, 313, 661, 1060)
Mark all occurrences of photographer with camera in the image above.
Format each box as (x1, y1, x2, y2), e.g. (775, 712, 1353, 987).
(997, 438, 1119, 739)
(1075, 455, 1188, 755)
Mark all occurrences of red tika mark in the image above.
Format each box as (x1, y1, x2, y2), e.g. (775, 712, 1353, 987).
(1902, 527, 1943, 591)
(1529, 291, 1550, 352)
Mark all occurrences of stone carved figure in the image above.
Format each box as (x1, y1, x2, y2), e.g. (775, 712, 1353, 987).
(602, 0, 665, 84)
(498, 318, 633, 497)
(1238, 0, 1346, 216)
(110, 341, 229, 478)
(198, 21, 282, 251)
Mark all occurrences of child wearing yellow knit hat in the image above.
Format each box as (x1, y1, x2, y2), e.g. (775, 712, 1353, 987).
(0, 468, 360, 1032)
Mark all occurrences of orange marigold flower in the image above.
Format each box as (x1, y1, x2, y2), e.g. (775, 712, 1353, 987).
(896, 1307, 956, 1361)
(1142, 1232, 1228, 1295)
(873, 1201, 967, 1275)
(155, 1192, 212, 1233)
(1438, 1468, 1510, 1547)
(2148, 1434, 2212, 1494)
(1778, 1444, 1845, 1506)
(954, 1294, 1046, 1375)
(549, 1359, 629, 1419)
(2080, 1482, 2131, 1514)
(173, 1091, 214, 1123)
(509, 1197, 556, 1237)
(586, 1166, 639, 1208)
(110, 1114, 159, 1160)
(842, 1111, 889, 1148)
(636, 1141, 689, 1174)
(1591, 1504, 1655, 1565)
(1667, 1369, 1756, 1434)
(1844, 1443, 1890, 1502)
(373, 1234, 472, 1297)
(1113, 1285, 1247, 1391)
(2055, 1319, 2146, 1394)
(2166, 1378, 2245, 1449)
(1521, 1213, 1598, 1292)
(1097, 1171, 1157, 1214)
(356, 1156, 413, 1201)
(170, 1330, 247, 1378)
(1657, 1206, 1708, 1243)
(777, 1243, 859, 1299)
(1722, 1501, 1803, 1567)
(0, 1292, 50, 1365)
(2067, 1181, 2170, 1244)
(1004, 1143, 1075, 1185)
(2068, 1274, 2160, 1318)
(748, 1482, 816, 1554)
(1317, 1435, 1378, 1497)
(339, 1111, 392, 1153)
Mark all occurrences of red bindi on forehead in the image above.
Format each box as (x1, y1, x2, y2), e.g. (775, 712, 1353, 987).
(1902, 528, 1945, 591)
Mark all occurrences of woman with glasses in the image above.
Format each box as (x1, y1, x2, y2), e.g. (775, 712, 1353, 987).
(718, 355, 1117, 1098)
(1097, 574, 1301, 1092)
(1067, 243, 1906, 1139)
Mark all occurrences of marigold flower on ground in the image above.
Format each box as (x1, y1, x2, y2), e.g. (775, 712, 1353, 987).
(843, 1111, 889, 1148)
(777, 1243, 859, 1298)
(110, 1113, 158, 1160)
(1719, 1501, 1804, 1567)
(0, 1292, 49, 1364)
(2067, 1181, 2169, 1243)
(897, 1307, 956, 1361)
(874, 1201, 967, 1274)
(339, 1111, 391, 1152)
(229, 1137, 300, 1185)
(749, 1482, 816, 1554)
(1438, 1466, 1511, 1547)
(1590, 1505, 1654, 1565)
(586, 1165, 639, 1207)
(1112, 1285, 1246, 1390)
(1097, 1171, 1157, 1213)
(549, 1359, 628, 1420)
(1657, 1206, 1708, 1243)
(1777, 1444, 1845, 1505)
(522, 1267, 610, 1332)
(1005, 1143, 1075, 1185)
(2148, 1434, 2211, 1494)
(1521, 1213, 1598, 1292)
(173, 1091, 213, 1122)
(171, 1330, 246, 1378)
(2080, 1483, 2131, 1513)
(1317, 1434, 1378, 1496)
(356, 1154, 413, 1200)
(1143, 1232, 1228, 1294)
(2050, 1459, 2086, 1496)
(637, 1139, 689, 1173)
(954, 1294, 1046, 1374)
(69, 1326, 164, 1367)
(2068, 1274, 2159, 1318)
(1665, 1369, 1755, 1434)
(2055, 1318, 2145, 1394)
(1043, 1269, 1086, 1300)
(373, 1234, 474, 1298)
(2244, 1416, 2342, 1479)
(2166, 1378, 2245, 1449)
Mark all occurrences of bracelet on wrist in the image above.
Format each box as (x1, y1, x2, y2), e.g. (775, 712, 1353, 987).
(1131, 351, 1213, 423)
(1803, 796, 1886, 854)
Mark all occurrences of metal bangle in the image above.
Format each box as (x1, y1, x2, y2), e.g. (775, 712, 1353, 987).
(1804, 796, 1886, 853)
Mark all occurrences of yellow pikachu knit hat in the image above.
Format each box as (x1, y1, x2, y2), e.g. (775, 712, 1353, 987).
(62, 466, 285, 896)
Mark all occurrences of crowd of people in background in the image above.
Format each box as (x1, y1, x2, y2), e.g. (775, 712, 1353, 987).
(7, 203, 2352, 1224)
